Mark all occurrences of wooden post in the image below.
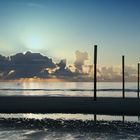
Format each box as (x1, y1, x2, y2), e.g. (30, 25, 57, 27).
(94, 114, 97, 122)
(122, 56, 125, 99)
(94, 45, 97, 101)
(138, 63, 140, 98)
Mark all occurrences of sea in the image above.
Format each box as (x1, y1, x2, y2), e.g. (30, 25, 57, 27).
(0, 82, 140, 140)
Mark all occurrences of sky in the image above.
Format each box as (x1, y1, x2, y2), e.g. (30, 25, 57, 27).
(0, 0, 140, 66)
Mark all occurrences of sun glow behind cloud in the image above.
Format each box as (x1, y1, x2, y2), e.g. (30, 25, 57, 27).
(22, 35, 47, 51)
(25, 36, 45, 50)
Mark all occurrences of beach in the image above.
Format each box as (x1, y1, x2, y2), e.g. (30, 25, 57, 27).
(0, 96, 140, 116)
(0, 82, 140, 139)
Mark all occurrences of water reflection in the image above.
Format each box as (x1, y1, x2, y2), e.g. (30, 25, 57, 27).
(0, 82, 139, 97)
(0, 114, 139, 122)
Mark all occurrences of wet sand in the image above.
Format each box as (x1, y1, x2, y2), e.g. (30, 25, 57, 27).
(0, 96, 140, 116)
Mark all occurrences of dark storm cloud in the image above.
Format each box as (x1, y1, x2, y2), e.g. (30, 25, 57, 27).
(0, 51, 56, 79)
(0, 55, 10, 71)
(54, 59, 74, 78)
(57, 59, 66, 70)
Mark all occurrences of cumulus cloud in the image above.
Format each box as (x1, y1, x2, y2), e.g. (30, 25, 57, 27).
(81, 64, 138, 82)
(0, 51, 138, 82)
(54, 59, 74, 78)
(57, 59, 66, 70)
(74, 50, 88, 73)
(95, 66, 137, 82)
(97, 66, 121, 82)
(0, 51, 56, 79)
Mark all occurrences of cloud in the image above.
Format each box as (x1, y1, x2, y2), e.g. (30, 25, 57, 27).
(0, 51, 138, 82)
(54, 59, 74, 78)
(0, 51, 56, 79)
(74, 50, 88, 73)
(97, 66, 121, 82)
(81, 64, 138, 82)
(57, 59, 66, 70)
(0, 55, 10, 71)
(96, 66, 137, 82)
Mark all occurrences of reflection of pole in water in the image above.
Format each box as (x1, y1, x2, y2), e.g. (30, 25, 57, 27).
(122, 115, 125, 122)
(138, 116, 140, 122)
(94, 114, 97, 122)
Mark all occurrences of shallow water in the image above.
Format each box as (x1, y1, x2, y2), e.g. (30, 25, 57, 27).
(0, 82, 138, 97)
(0, 82, 140, 139)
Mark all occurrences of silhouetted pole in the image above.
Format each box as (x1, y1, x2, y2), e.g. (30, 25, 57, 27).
(94, 114, 97, 122)
(138, 63, 140, 98)
(94, 45, 97, 101)
(122, 56, 125, 99)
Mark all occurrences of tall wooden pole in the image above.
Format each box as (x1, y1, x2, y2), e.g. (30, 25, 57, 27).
(94, 45, 97, 100)
(122, 56, 125, 99)
(138, 63, 140, 98)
